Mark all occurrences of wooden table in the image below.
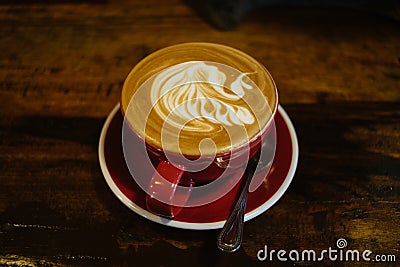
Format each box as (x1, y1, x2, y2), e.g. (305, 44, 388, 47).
(1, 1, 399, 266)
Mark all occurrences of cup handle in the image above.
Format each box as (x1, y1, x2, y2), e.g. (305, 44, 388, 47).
(146, 161, 194, 218)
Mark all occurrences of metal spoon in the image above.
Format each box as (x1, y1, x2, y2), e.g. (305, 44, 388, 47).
(217, 152, 260, 252)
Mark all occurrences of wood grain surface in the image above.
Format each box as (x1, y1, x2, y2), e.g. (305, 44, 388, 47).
(0, 0, 399, 266)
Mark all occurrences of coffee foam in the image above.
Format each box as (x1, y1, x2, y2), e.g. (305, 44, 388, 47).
(151, 62, 255, 131)
(122, 43, 277, 156)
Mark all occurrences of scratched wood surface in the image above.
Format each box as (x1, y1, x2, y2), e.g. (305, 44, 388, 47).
(0, 0, 399, 266)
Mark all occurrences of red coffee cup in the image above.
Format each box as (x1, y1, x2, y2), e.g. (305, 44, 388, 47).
(121, 43, 278, 218)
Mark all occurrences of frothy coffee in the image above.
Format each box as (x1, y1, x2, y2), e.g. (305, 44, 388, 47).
(121, 43, 277, 156)
(151, 61, 256, 131)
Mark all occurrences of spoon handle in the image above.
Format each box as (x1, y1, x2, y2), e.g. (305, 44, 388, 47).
(216, 174, 251, 252)
(217, 148, 263, 252)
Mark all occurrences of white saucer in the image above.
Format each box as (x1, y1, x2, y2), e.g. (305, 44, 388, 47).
(99, 104, 298, 230)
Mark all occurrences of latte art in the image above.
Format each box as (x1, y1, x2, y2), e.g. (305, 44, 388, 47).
(150, 62, 255, 132)
(121, 42, 277, 156)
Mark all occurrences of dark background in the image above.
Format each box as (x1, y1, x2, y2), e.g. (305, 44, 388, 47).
(0, 0, 399, 266)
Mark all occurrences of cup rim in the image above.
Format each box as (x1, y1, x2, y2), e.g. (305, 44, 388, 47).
(120, 42, 279, 158)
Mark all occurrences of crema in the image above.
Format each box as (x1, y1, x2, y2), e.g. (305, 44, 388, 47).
(121, 43, 277, 156)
